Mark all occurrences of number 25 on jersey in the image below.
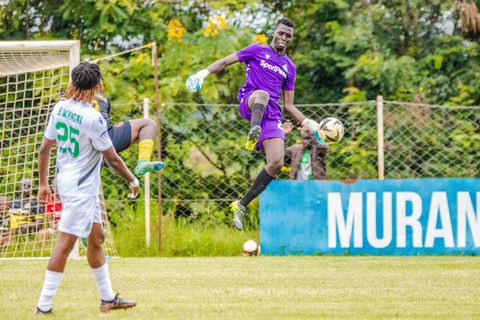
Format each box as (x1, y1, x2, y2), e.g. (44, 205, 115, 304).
(56, 121, 80, 157)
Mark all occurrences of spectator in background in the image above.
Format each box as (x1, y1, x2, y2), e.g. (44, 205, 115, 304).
(45, 178, 62, 230)
(0, 195, 11, 246)
(10, 177, 46, 233)
(11, 178, 44, 214)
(285, 125, 330, 180)
(0, 195, 10, 226)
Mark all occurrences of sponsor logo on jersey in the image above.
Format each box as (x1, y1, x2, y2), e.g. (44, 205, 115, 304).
(282, 64, 288, 73)
(265, 54, 270, 59)
(259, 60, 287, 79)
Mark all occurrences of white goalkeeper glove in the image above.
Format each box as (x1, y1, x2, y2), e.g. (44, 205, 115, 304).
(301, 118, 319, 133)
(302, 118, 327, 145)
(186, 69, 210, 93)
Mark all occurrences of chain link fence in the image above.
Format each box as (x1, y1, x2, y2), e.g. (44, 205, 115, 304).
(101, 99, 480, 223)
(382, 101, 480, 178)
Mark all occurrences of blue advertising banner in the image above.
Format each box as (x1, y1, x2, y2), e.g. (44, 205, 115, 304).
(259, 178, 480, 255)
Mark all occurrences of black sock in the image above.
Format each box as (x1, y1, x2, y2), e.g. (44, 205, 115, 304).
(250, 103, 265, 128)
(240, 168, 274, 207)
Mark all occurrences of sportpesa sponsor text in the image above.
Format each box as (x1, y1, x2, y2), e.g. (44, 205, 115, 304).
(260, 60, 287, 79)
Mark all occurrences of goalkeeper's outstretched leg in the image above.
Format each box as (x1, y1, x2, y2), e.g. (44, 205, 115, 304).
(232, 138, 284, 230)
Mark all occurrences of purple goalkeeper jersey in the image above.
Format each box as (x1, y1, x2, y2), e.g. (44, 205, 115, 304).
(236, 43, 296, 106)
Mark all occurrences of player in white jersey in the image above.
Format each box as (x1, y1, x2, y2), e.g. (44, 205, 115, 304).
(36, 62, 138, 314)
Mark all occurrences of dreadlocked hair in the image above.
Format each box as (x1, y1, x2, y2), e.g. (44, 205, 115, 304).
(64, 81, 104, 104)
(64, 61, 103, 103)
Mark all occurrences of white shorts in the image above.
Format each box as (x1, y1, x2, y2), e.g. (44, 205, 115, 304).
(58, 195, 102, 238)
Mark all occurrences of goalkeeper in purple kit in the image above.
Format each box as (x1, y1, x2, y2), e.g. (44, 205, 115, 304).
(187, 18, 319, 231)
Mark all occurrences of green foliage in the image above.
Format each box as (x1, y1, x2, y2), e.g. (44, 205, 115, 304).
(2, 1, 479, 105)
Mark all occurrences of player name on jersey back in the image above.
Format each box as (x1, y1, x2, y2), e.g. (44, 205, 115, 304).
(56, 106, 84, 125)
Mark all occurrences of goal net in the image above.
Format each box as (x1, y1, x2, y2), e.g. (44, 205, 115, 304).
(0, 41, 117, 258)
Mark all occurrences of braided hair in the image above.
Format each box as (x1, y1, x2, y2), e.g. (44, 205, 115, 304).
(64, 62, 104, 103)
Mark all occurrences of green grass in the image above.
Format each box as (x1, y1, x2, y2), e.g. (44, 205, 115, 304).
(2, 256, 480, 319)
(112, 203, 259, 257)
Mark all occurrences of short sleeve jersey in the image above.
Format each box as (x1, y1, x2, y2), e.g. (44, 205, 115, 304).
(44, 99, 112, 197)
(236, 43, 296, 105)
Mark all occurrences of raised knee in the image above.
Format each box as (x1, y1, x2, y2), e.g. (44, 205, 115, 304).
(134, 118, 156, 130)
(146, 118, 156, 129)
(255, 90, 270, 102)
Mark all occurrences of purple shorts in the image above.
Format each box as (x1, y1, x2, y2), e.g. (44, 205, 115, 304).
(238, 92, 285, 150)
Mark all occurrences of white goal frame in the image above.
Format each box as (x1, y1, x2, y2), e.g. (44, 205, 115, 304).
(0, 40, 80, 77)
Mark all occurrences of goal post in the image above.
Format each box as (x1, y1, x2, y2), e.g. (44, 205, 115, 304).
(0, 40, 117, 258)
(0, 40, 80, 76)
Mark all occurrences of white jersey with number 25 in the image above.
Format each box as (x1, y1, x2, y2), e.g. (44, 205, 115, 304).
(44, 98, 112, 197)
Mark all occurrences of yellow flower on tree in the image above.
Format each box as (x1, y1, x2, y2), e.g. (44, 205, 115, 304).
(168, 18, 187, 42)
(253, 34, 268, 44)
(132, 53, 148, 65)
(204, 15, 227, 37)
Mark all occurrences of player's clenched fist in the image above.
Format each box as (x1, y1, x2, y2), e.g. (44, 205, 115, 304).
(37, 184, 52, 204)
(127, 177, 140, 199)
(186, 69, 210, 92)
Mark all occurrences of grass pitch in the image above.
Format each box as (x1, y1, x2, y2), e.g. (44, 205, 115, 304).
(1, 256, 479, 319)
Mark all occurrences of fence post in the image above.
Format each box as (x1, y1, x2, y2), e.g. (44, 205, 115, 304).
(68, 41, 81, 259)
(376, 95, 385, 180)
(152, 41, 163, 253)
(143, 98, 151, 248)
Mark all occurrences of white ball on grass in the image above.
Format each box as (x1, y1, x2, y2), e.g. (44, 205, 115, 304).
(242, 240, 261, 256)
